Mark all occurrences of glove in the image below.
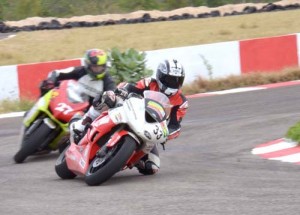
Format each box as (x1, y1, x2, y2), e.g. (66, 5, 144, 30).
(167, 125, 180, 140)
(40, 79, 55, 90)
(39, 80, 55, 96)
(93, 91, 116, 111)
(92, 93, 103, 110)
(115, 88, 128, 100)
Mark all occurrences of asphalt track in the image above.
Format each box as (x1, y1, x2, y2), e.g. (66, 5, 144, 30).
(1, 85, 300, 215)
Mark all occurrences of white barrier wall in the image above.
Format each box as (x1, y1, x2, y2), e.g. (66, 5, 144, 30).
(0, 33, 299, 100)
(0, 65, 19, 100)
(145, 41, 240, 83)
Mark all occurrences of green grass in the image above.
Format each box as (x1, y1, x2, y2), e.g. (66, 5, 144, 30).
(0, 99, 34, 114)
(286, 121, 300, 143)
(183, 67, 300, 95)
(0, 10, 300, 66)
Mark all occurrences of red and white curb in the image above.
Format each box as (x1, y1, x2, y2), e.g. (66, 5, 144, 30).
(252, 138, 300, 165)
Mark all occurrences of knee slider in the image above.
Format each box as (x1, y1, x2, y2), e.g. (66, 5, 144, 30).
(138, 161, 159, 175)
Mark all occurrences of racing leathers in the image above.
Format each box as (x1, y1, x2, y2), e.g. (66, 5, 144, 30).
(73, 77, 188, 175)
(39, 66, 116, 104)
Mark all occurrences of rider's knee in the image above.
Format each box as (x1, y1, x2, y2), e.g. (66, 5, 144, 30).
(137, 160, 159, 175)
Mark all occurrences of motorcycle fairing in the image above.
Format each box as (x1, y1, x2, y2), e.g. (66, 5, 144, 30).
(23, 92, 52, 127)
(66, 113, 118, 175)
(49, 80, 89, 123)
(23, 80, 89, 151)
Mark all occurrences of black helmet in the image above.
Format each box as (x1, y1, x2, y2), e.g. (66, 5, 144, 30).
(156, 59, 185, 96)
(83, 49, 108, 79)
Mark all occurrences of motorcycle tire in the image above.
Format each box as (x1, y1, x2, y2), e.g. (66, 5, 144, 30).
(14, 121, 53, 163)
(55, 145, 77, 179)
(85, 135, 137, 186)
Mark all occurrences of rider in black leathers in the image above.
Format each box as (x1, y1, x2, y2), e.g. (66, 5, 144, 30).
(39, 49, 116, 105)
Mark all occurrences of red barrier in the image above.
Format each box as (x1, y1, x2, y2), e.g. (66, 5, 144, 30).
(17, 59, 81, 100)
(240, 35, 298, 74)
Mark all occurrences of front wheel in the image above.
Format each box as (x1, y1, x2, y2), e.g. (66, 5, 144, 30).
(55, 145, 77, 179)
(14, 121, 53, 163)
(85, 135, 137, 186)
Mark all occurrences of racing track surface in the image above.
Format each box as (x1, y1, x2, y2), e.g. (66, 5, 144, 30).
(1, 85, 300, 215)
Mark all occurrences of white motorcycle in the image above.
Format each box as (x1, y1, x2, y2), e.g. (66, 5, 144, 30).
(55, 90, 171, 186)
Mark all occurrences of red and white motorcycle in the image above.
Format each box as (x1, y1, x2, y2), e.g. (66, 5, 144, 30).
(55, 90, 171, 186)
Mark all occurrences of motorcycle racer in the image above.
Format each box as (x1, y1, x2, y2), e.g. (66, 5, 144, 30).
(39, 49, 116, 104)
(71, 59, 188, 175)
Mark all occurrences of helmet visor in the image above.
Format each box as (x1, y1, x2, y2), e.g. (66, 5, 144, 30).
(160, 73, 184, 89)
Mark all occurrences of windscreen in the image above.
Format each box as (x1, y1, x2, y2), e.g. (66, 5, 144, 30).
(144, 90, 172, 122)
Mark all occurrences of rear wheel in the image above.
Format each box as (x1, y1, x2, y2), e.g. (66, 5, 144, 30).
(14, 121, 54, 163)
(55, 145, 77, 179)
(85, 135, 137, 186)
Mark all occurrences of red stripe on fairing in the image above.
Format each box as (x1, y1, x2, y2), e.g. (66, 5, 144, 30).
(17, 59, 81, 100)
(259, 147, 300, 159)
(240, 35, 298, 74)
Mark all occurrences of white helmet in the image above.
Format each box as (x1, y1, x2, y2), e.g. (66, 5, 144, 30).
(156, 59, 185, 96)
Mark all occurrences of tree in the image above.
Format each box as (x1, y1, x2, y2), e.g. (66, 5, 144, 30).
(118, 0, 160, 12)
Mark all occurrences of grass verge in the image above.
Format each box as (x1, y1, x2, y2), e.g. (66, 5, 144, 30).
(0, 99, 34, 114)
(182, 67, 300, 95)
(0, 10, 300, 66)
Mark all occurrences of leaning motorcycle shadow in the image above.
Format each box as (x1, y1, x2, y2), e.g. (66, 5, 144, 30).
(53, 171, 160, 186)
(21, 151, 60, 163)
(93, 170, 176, 186)
(102, 173, 155, 186)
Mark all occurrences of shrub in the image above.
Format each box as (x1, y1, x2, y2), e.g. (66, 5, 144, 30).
(286, 121, 300, 144)
(108, 47, 153, 85)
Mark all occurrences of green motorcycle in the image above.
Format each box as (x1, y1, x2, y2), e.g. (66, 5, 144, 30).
(14, 80, 90, 163)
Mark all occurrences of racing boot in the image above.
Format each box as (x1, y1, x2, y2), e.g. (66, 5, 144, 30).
(69, 114, 92, 144)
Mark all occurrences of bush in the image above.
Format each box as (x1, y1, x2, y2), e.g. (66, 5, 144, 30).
(286, 121, 300, 144)
(108, 47, 153, 85)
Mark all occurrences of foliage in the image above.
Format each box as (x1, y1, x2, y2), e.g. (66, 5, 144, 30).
(286, 121, 300, 144)
(0, 99, 34, 113)
(0, 0, 279, 21)
(108, 47, 153, 85)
